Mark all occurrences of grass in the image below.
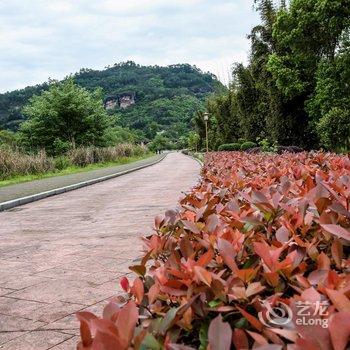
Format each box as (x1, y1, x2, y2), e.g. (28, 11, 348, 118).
(0, 153, 154, 188)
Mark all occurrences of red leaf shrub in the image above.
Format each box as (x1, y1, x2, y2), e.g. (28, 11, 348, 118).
(77, 151, 350, 349)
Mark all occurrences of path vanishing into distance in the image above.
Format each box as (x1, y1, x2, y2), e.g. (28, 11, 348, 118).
(0, 152, 200, 349)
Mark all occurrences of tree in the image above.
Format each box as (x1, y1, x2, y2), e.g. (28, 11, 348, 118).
(316, 108, 350, 151)
(187, 131, 200, 151)
(148, 133, 171, 152)
(267, 0, 350, 147)
(19, 78, 110, 155)
(201, 0, 350, 151)
(0, 130, 17, 148)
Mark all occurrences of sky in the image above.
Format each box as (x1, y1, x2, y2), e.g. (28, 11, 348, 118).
(0, 0, 260, 93)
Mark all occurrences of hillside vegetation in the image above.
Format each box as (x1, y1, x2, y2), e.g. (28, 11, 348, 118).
(0, 62, 223, 146)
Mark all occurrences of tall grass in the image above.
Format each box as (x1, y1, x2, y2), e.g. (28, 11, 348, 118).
(0, 148, 55, 179)
(67, 144, 146, 167)
(0, 144, 148, 180)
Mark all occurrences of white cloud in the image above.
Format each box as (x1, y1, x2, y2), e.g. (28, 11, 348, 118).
(0, 0, 259, 92)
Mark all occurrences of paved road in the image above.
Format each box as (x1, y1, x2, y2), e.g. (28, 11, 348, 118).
(0, 152, 200, 349)
(0, 154, 164, 204)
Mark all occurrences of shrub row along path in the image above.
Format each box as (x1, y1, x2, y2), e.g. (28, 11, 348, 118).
(0, 152, 200, 349)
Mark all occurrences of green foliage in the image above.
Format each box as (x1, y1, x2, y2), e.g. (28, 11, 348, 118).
(316, 108, 350, 151)
(19, 78, 110, 155)
(119, 95, 203, 146)
(54, 156, 72, 170)
(187, 131, 200, 151)
(258, 138, 278, 152)
(240, 141, 257, 151)
(148, 134, 172, 152)
(0, 62, 223, 150)
(0, 130, 18, 148)
(102, 126, 142, 146)
(218, 143, 241, 151)
(196, 0, 350, 152)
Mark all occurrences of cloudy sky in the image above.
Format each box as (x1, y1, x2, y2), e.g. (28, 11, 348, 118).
(0, 0, 260, 93)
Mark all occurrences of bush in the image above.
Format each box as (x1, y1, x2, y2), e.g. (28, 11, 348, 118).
(76, 151, 350, 349)
(316, 107, 350, 151)
(0, 144, 148, 180)
(54, 156, 72, 170)
(0, 130, 18, 148)
(0, 149, 55, 179)
(217, 143, 241, 151)
(67, 144, 146, 167)
(240, 141, 256, 150)
(237, 138, 247, 144)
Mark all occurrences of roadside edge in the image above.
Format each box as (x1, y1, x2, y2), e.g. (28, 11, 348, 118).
(0, 154, 167, 212)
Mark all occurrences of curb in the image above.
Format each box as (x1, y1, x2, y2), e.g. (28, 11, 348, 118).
(0, 154, 167, 212)
(186, 153, 204, 166)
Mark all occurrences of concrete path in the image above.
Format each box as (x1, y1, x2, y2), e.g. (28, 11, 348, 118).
(0, 152, 200, 349)
(0, 154, 164, 204)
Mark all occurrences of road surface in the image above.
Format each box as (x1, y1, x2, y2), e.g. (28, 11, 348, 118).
(0, 152, 200, 349)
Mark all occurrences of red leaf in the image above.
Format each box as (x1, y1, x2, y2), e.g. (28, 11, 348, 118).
(91, 319, 123, 349)
(76, 311, 97, 347)
(208, 314, 232, 350)
(326, 288, 350, 312)
(193, 266, 212, 286)
(131, 277, 144, 304)
(120, 277, 129, 292)
(114, 300, 139, 348)
(148, 283, 160, 304)
(329, 311, 350, 350)
(179, 235, 194, 258)
(276, 226, 289, 243)
(321, 224, 350, 242)
(331, 239, 343, 267)
(232, 328, 249, 350)
(317, 252, 330, 271)
(197, 249, 214, 267)
(182, 220, 200, 234)
(206, 213, 219, 232)
(253, 242, 271, 266)
(103, 301, 120, 321)
(236, 306, 263, 332)
(217, 238, 238, 273)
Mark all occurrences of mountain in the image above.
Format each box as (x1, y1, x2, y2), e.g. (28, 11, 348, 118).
(0, 61, 224, 142)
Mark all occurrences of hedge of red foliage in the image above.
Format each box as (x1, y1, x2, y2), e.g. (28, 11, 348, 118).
(77, 151, 350, 350)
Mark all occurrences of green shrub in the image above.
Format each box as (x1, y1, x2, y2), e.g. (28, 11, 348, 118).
(54, 156, 72, 170)
(240, 141, 257, 150)
(316, 107, 350, 151)
(218, 143, 241, 151)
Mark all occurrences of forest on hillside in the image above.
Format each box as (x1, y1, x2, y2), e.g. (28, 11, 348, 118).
(0, 62, 223, 145)
(195, 0, 350, 152)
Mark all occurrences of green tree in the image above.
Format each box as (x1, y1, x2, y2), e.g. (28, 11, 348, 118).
(267, 0, 350, 147)
(149, 133, 171, 152)
(187, 131, 200, 151)
(19, 78, 110, 155)
(201, 0, 350, 151)
(316, 108, 350, 151)
(0, 130, 17, 148)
